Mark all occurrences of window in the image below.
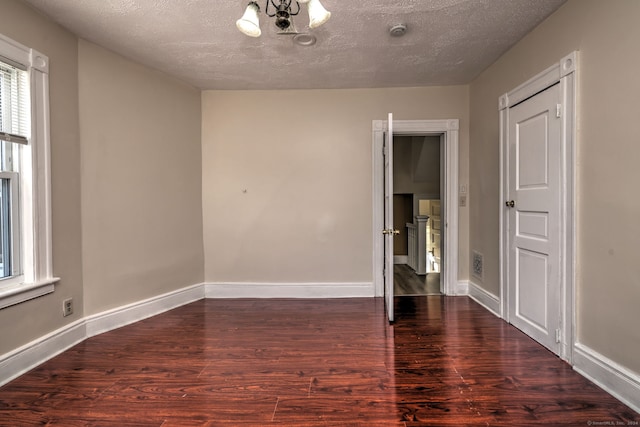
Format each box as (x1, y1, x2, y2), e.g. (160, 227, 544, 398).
(0, 33, 57, 309)
(0, 60, 28, 281)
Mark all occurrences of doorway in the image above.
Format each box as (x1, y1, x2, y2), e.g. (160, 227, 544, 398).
(504, 82, 562, 355)
(392, 135, 442, 296)
(372, 119, 460, 299)
(499, 52, 577, 362)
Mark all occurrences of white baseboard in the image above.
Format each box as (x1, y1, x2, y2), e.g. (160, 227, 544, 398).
(205, 282, 374, 299)
(453, 280, 469, 296)
(85, 283, 204, 337)
(573, 343, 640, 414)
(393, 256, 408, 265)
(467, 280, 501, 317)
(0, 282, 205, 387)
(0, 319, 86, 386)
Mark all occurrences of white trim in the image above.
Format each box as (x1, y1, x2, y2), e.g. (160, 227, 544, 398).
(0, 33, 32, 69)
(205, 282, 374, 299)
(410, 278, 469, 297)
(32, 65, 55, 281)
(0, 31, 57, 309)
(372, 119, 459, 297)
(454, 280, 469, 296)
(0, 278, 58, 309)
(0, 318, 85, 386)
(85, 283, 204, 337)
(573, 343, 640, 414)
(393, 255, 408, 265)
(467, 280, 501, 317)
(0, 282, 204, 387)
(559, 51, 577, 364)
(372, 120, 385, 297)
(499, 51, 577, 363)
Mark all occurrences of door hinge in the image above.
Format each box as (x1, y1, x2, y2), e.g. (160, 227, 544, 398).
(555, 328, 562, 343)
(556, 104, 562, 118)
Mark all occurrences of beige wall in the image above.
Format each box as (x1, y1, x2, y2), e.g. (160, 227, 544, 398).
(78, 40, 204, 314)
(470, 0, 640, 373)
(202, 87, 469, 284)
(0, 0, 83, 355)
(394, 136, 441, 196)
(0, 2, 204, 356)
(393, 194, 413, 256)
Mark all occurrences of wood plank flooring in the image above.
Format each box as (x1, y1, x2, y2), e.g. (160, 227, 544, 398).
(395, 264, 441, 296)
(0, 297, 637, 426)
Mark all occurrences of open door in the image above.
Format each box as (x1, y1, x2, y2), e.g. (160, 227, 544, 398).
(383, 113, 396, 323)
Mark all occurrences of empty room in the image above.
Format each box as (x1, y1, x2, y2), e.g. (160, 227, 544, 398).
(0, 0, 638, 425)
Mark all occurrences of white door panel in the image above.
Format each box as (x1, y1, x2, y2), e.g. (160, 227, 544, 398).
(516, 248, 549, 332)
(507, 83, 561, 354)
(383, 113, 394, 323)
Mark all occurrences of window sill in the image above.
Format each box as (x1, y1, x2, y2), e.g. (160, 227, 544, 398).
(0, 277, 60, 310)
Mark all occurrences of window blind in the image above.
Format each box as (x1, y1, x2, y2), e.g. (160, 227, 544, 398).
(0, 59, 30, 145)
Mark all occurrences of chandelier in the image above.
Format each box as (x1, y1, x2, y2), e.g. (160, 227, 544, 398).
(236, 0, 331, 37)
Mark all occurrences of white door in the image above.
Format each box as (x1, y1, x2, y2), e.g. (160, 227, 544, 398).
(383, 113, 395, 323)
(506, 83, 562, 354)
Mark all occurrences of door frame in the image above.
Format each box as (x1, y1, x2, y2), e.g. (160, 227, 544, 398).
(499, 51, 577, 363)
(372, 119, 460, 297)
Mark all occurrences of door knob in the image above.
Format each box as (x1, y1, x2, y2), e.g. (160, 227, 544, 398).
(382, 229, 400, 235)
(505, 200, 515, 208)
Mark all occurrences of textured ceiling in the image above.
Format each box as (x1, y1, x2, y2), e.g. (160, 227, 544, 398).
(22, 0, 566, 90)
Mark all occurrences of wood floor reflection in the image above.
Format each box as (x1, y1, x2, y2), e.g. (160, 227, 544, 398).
(395, 263, 441, 296)
(0, 297, 636, 426)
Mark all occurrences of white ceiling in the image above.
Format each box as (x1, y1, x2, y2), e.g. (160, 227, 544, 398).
(22, 0, 566, 90)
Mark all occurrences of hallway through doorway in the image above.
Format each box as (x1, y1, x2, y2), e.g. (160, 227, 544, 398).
(394, 264, 440, 296)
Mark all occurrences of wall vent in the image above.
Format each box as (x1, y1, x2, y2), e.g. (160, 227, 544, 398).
(472, 250, 484, 280)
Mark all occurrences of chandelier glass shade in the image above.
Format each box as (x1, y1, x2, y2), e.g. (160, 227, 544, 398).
(236, 0, 331, 37)
(236, 2, 262, 37)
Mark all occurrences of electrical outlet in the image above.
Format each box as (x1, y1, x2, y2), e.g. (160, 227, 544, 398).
(63, 298, 73, 317)
(459, 195, 467, 207)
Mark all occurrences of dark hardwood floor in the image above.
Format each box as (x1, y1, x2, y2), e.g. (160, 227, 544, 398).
(0, 297, 637, 426)
(395, 264, 441, 296)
